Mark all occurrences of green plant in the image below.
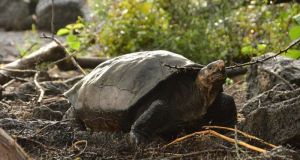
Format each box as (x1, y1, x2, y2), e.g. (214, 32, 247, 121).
(98, 0, 170, 56)
(56, 18, 86, 51)
(285, 12, 300, 59)
(85, 1, 300, 63)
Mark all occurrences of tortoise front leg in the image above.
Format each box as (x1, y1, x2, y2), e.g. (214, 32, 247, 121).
(206, 92, 237, 127)
(130, 100, 173, 144)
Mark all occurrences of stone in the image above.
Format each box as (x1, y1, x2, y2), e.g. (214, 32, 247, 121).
(33, 106, 63, 120)
(16, 81, 69, 101)
(249, 146, 300, 160)
(36, 0, 86, 31)
(0, 0, 35, 30)
(239, 84, 300, 148)
(246, 53, 300, 99)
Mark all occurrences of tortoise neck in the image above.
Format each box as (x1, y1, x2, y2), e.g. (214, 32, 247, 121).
(195, 76, 218, 107)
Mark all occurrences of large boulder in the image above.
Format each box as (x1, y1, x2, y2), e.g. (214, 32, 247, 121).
(36, 0, 86, 31)
(246, 53, 300, 99)
(239, 84, 300, 148)
(0, 0, 35, 30)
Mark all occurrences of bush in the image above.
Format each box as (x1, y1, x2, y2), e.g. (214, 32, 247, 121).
(93, 0, 300, 64)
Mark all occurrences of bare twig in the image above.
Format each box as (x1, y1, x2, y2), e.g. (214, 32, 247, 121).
(64, 75, 84, 85)
(163, 63, 204, 71)
(225, 80, 244, 91)
(51, 0, 55, 38)
(163, 130, 268, 153)
(0, 67, 37, 73)
(234, 125, 241, 159)
(260, 68, 295, 90)
(2, 79, 16, 88)
(70, 140, 88, 158)
(31, 119, 74, 137)
(34, 71, 45, 103)
(203, 126, 277, 148)
(226, 37, 300, 69)
(40, 34, 87, 75)
(0, 72, 29, 82)
(15, 136, 57, 151)
(22, 42, 38, 56)
(148, 149, 231, 160)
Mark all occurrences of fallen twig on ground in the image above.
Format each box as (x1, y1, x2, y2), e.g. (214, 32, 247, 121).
(0, 72, 29, 83)
(0, 68, 38, 73)
(147, 149, 231, 160)
(203, 126, 277, 148)
(15, 136, 57, 152)
(0, 42, 65, 84)
(2, 79, 16, 88)
(234, 125, 241, 159)
(163, 130, 268, 153)
(33, 71, 44, 103)
(69, 140, 88, 158)
(31, 119, 74, 138)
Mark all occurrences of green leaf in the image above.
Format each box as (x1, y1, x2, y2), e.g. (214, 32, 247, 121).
(285, 49, 300, 59)
(257, 44, 267, 52)
(56, 28, 70, 36)
(66, 35, 81, 51)
(225, 77, 233, 85)
(288, 26, 300, 40)
(66, 23, 85, 30)
(293, 13, 300, 25)
(241, 45, 255, 55)
(73, 23, 85, 29)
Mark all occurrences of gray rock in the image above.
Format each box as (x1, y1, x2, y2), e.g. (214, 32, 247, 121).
(245, 146, 300, 160)
(246, 53, 300, 99)
(239, 85, 300, 148)
(33, 106, 63, 120)
(16, 81, 69, 101)
(0, 0, 35, 30)
(36, 0, 86, 31)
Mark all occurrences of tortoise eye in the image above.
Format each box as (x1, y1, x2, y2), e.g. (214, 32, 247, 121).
(208, 65, 212, 70)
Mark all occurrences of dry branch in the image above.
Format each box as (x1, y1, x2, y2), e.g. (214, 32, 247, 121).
(40, 34, 87, 75)
(56, 57, 108, 71)
(0, 128, 30, 160)
(34, 71, 45, 103)
(0, 41, 107, 85)
(152, 149, 231, 160)
(70, 140, 88, 158)
(0, 42, 66, 85)
(163, 130, 268, 153)
(203, 126, 277, 148)
(226, 37, 300, 69)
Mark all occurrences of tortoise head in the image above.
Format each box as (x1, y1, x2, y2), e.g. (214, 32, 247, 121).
(196, 60, 226, 93)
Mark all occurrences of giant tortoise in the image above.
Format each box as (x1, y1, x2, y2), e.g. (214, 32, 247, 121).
(64, 50, 237, 144)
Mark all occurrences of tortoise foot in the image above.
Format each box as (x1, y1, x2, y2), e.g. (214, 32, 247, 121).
(129, 130, 149, 145)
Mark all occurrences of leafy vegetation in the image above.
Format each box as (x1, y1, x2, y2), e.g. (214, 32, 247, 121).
(58, 0, 300, 64)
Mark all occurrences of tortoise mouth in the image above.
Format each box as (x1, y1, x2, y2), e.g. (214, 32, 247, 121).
(212, 72, 226, 84)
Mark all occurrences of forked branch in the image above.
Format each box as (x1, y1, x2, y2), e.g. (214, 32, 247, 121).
(162, 129, 272, 154)
(226, 37, 300, 69)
